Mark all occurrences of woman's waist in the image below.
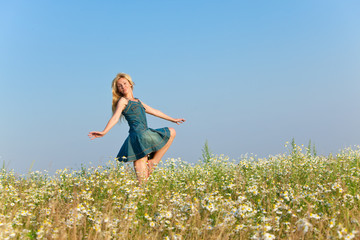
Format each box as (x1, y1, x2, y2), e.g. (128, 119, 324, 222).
(128, 126, 148, 133)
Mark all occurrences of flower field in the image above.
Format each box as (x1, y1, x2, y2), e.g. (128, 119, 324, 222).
(0, 144, 359, 239)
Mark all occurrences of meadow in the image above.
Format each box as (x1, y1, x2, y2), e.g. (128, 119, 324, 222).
(0, 143, 359, 240)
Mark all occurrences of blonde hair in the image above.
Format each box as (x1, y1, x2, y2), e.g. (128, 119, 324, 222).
(111, 73, 135, 114)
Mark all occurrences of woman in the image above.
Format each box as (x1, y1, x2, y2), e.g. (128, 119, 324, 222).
(88, 73, 185, 183)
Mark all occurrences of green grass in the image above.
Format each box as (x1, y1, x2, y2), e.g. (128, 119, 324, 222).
(0, 144, 359, 239)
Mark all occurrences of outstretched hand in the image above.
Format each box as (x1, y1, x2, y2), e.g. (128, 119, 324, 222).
(88, 131, 106, 140)
(173, 118, 186, 125)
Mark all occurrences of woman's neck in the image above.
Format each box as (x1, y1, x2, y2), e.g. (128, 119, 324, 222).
(123, 93, 135, 100)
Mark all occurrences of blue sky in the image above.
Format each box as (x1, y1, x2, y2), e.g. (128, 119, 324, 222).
(1, 1, 360, 174)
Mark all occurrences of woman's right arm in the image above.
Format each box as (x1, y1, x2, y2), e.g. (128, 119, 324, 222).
(88, 98, 128, 140)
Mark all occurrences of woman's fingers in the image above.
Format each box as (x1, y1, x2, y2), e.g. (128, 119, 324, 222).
(88, 132, 97, 137)
(174, 118, 186, 124)
(88, 131, 104, 140)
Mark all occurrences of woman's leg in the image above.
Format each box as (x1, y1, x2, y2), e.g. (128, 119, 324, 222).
(147, 128, 176, 175)
(133, 156, 149, 184)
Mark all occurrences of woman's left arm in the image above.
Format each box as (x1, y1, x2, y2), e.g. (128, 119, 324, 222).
(141, 102, 185, 125)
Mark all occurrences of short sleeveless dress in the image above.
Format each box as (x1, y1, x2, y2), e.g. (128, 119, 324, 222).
(116, 99, 171, 162)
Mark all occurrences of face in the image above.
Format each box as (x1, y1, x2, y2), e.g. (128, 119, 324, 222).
(116, 78, 132, 95)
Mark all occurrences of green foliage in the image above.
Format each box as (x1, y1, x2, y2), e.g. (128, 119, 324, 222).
(307, 139, 312, 156)
(291, 137, 296, 154)
(306, 139, 317, 157)
(0, 145, 359, 239)
(201, 140, 212, 163)
(312, 142, 317, 157)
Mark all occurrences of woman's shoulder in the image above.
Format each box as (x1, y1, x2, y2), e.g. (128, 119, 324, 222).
(118, 97, 129, 105)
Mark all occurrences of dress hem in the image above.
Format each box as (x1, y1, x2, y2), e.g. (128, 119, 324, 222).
(116, 127, 170, 162)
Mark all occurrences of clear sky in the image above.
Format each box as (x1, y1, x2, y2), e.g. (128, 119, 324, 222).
(1, 1, 360, 174)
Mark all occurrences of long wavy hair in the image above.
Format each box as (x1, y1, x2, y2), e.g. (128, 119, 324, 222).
(111, 73, 135, 114)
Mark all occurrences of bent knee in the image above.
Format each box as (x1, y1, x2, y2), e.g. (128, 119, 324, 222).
(169, 127, 176, 138)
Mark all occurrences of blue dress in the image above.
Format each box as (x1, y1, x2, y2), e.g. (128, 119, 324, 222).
(116, 99, 171, 162)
